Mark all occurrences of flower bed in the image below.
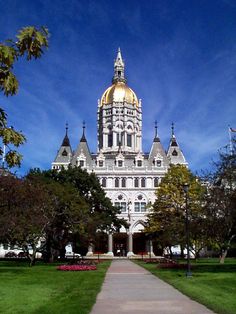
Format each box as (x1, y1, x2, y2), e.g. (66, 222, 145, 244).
(57, 265, 97, 271)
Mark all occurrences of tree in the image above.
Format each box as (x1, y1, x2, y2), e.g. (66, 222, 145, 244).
(147, 165, 206, 258)
(0, 26, 49, 167)
(203, 142, 236, 263)
(0, 175, 50, 266)
(28, 167, 127, 260)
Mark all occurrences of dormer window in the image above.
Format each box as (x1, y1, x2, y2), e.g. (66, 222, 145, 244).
(118, 160, 123, 167)
(172, 149, 178, 156)
(99, 160, 104, 167)
(137, 160, 142, 167)
(156, 160, 162, 167)
(62, 149, 68, 156)
(79, 160, 84, 167)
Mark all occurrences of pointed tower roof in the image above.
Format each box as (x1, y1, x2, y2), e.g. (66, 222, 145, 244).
(61, 123, 71, 146)
(71, 121, 93, 167)
(149, 122, 169, 166)
(80, 121, 87, 142)
(167, 123, 188, 166)
(153, 120, 160, 142)
(112, 48, 127, 84)
(53, 123, 72, 164)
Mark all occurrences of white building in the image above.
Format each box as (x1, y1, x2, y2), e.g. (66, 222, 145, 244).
(52, 49, 187, 257)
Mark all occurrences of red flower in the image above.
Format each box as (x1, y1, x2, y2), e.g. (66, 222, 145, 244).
(57, 265, 97, 271)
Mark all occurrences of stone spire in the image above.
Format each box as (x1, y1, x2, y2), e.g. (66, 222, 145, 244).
(112, 48, 127, 84)
(167, 123, 188, 166)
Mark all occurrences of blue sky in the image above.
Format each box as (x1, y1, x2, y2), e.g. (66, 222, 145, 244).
(0, 0, 235, 175)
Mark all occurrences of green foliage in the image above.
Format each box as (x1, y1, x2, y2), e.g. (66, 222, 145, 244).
(147, 165, 205, 253)
(0, 26, 49, 168)
(202, 143, 236, 261)
(27, 167, 126, 260)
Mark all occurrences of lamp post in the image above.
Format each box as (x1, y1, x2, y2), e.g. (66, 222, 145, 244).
(183, 183, 192, 277)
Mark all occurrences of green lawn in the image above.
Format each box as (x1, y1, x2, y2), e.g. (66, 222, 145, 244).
(0, 260, 110, 314)
(136, 258, 236, 314)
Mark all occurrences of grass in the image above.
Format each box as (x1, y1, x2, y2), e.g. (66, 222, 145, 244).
(136, 258, 236, 314)
(0, 260, 111, 314)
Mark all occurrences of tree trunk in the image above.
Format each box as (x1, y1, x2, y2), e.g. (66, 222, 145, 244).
(219, 235, 235, 264)
(219, 250, 228, 264)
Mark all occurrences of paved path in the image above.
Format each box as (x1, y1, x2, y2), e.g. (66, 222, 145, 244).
(90, 260, 215, 314)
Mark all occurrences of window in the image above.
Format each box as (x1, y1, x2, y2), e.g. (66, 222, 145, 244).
(102, 178, 106, 187)
(134, 202, 140, 212)
(79, 160, 84, 167)
(99, 160, 104, 167)
(120, 202, 126, 212)
(134, 178, 139, 188)
(117, 133, 120, 146)
(141, 202, 146, 212)
(121, 178, 126, 188)
(62, 149, 68, 156)
(141, 178, 146, 187)
(118, 160, 123, 167)
(127, 134, 132, 147)
(172, 149, 178, 156)
(114, 202, 127, 212)
(115, 178, 119, 188)
(156, 160, 162, 167)
(108, 132, 113, 147)
(154, 177, 159, 187)
(134, 202, 146, 212)
(137, 160, 142, 167)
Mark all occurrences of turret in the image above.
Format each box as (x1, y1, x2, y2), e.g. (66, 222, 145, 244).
(52, 123, 72, 170)
(167, 123, 188, 166)
(71, 121, 93, 168)
(148, 121, 169, 168)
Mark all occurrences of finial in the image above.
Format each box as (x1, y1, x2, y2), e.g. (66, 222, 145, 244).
(82, 120, 86, 137)
(155, 120, 158, 137)
(65, 122, 68, 135)
(171, 122, 175, 136)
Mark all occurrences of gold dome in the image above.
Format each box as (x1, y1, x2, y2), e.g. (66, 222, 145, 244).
(101, 82, 138, 106)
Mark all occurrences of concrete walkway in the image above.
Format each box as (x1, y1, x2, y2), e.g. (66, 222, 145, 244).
(90, 260, 215, 314)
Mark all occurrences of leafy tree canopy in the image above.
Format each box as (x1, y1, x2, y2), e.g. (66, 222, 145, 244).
(147, 164, 205, 255)
(0, 26, 49, 167)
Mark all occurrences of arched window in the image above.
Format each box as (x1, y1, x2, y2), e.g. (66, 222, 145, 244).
(115, 178, 119, 188)
(102, 178, 106, 187)
(121, 178, 126, 188)
(134, 178, 139, 188)
(141, 178, 146, 187)
(154, 177, 159, 187)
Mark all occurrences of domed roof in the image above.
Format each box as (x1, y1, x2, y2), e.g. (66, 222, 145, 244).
(101, 82, 138, 106)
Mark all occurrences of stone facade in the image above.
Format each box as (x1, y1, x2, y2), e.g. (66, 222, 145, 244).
(52, 49, 187, 257)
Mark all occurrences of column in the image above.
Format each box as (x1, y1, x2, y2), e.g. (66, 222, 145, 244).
(127, 232, 134, 257)
(107, 233, 114, 257)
